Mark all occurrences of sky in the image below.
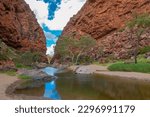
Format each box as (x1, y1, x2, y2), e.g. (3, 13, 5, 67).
(25, 0, 86, 56)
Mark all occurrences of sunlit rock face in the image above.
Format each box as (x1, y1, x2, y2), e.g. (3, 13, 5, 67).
(61, 0, 150, 59)
(0, 0, 46, 53)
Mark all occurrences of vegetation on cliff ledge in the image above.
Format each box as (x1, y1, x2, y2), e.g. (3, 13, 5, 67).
(0, 39, 45, 70)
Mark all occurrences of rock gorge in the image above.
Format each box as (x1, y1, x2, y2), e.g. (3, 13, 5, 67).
(0, 0, 46, 53)
(61, 0, 150, 59)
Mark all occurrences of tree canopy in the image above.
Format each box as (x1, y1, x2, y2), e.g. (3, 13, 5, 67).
(55, 35, 96, 64)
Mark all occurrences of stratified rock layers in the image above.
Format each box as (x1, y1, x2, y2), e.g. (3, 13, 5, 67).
(0, 0, 46, 53)
(62, 0, 150, 58)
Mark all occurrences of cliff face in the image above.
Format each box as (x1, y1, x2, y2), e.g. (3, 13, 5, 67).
(0, 0, 46, 53)
(62, 0, 150, 59)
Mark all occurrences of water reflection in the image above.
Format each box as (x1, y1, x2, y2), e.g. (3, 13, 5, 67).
(14, 67, 150, 100)
(43, 80, 61, 100)
(55, 72, 150, 100)
(42, 67, 61, 99)
(42, 67, 58, 76)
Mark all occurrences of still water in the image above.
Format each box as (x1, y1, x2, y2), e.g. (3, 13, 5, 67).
(14, 67, 150, 100)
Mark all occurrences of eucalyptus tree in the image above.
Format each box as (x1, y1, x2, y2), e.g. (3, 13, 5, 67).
(127, 14, 150, 63)
(55, 35, 96, 64)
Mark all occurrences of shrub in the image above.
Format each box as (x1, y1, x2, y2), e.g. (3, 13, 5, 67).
(18, 74, 32, 79)
(0, 70, 16, 76)
(0, 39, 42, 67)
(78, 55, 94, 65)
(0, 53, 8, 60)
(0, 40, 18, 61)
(127, 14, 150, 28)
(139, 46, 150, 54)
(108, 62, 150, 73)
(15, 63, 32, 69)
(14, 51, 42, 66)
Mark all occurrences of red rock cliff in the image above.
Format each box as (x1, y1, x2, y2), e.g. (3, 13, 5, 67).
(62, 0, 150, 59)
(0, 0, 46, 53)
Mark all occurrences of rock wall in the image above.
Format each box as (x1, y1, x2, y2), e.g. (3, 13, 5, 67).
(61, 0, 150, 59)
(0, 0, 46, 53)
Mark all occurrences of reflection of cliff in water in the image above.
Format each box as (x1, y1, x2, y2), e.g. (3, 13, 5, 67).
(91, 74, 150, 100)
(56, 73, 150, 100)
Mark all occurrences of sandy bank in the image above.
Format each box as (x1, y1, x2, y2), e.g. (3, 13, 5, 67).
(69, 65, 107, 74)
(0, 74, 18, 99)
(69, 65, 150, 80)
(0, 73, 51, 100)
(95, 71, 150, 81)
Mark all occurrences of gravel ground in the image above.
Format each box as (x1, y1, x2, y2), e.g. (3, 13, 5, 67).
(0, 74, 18, 99)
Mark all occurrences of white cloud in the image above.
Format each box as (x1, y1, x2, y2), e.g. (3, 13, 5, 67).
(25, 0, 86, 30)
(44, 32, 57, 42)
(25, 0, 49, 27)
(46, 44, 56, 56)
(45, 0, 86, 30)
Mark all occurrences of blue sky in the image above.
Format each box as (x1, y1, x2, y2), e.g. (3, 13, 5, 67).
(25, 0, 86, 55)
(38, 0, 61, 20)
(42, 23, 62, 46)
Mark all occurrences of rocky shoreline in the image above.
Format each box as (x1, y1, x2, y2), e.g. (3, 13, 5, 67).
(0, 67, 55, 100)
(5, 78, 52, 100)
(0, 60, 68, 99)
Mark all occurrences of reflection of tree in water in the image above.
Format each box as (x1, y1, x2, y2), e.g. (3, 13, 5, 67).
(44, 80, 61, 100)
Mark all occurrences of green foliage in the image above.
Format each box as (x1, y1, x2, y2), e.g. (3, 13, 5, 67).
(15, 63, 24, 68)
(15, 63, 32, 69)
(108, 62, 150, 73)
(0, 53, 8, 60)
(55, 36, 76, 59)
(139, 46, 150, 54)
(0, 40, 18, 61)
(127, 14, 150, 29)
(18, 74, 32, 79)
(6, 71, 16, 76)
(79, 36, 96, 50)
(0, 39, 43, 68)
(138, 55, 150, 63)
(56, 35, 96, 64)
(78, 55, 94, 64)
(126, 13, 150, 64)
(20, 52, 36, 65)
(0, 70, 16, 76)
(14, 51, 41, 66)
